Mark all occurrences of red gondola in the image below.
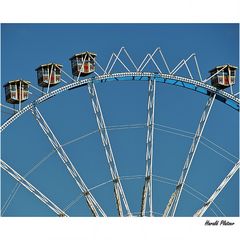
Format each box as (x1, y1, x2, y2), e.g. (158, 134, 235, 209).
(69, 52, 96, 77)
(36, 63, 62, 88)
(3, 80, 30, 104)
(209, 65, 237, 89)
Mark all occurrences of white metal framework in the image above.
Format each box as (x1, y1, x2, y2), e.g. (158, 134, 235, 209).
(1, 72, 239, 133)
(0, 159, 68, 216)
(31, 106, 106, 216)
(1, 47, 239, 217)
(194, 160, 240, 217)
(163, 93, 216, 216)
(87, 81, 132, 216)
(140, 77, 156, 217)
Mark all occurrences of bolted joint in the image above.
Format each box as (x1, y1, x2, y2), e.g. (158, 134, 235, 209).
(58, 213, 65, 217)
(176, 183, 182, 190)
(145, 176, 151, 181)
(84, 191, 90, 196)
(204, 202, 210, 207)
(113, 178, 119, 183)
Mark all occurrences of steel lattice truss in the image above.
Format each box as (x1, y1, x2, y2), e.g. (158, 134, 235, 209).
(163, 93, 216, 216)
(140, 77, 156, 217)
(31, 106, 106, 216)
(194, 160, 240, 217)
(0, 159, 68, 216)
(1, 47, 239, 217)
(88, 81, 132, 216)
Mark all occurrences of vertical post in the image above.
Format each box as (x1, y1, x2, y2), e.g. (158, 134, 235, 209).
(140, 77, 156, 216)
(19, 81, 22, 111)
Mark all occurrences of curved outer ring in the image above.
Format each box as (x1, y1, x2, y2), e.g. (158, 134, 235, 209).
(1, 72, 239, 132)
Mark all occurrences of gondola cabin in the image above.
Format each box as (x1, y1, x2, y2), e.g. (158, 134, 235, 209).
(69, 52, 96, 77)
(36, 63, 62, 88)
(209, 65, 237, 89)
(3, 80, 30, 104)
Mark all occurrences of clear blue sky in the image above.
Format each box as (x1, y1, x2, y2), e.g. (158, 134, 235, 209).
(1, 24, 239, 216)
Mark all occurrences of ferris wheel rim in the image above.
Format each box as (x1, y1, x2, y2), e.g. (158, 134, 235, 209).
(1, 71, 239, 132)
(1, 71, 239, 217)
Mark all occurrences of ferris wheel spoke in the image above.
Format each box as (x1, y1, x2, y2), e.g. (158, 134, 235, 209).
(87, 81, 132, 216)
(194, 160, 240, 217)
(0, 159, 68, 217)
(140, 77, 156, 217)
(31, 106, 106, 217)
(163, 93, 216, 216)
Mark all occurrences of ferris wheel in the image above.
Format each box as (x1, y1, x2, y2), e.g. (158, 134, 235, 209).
(1, 47, 239, 217)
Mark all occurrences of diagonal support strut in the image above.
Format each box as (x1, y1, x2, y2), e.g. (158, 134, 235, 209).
(1, 159, 68, 217)
(87, 81, 132, 216)
(194, 160, 240, 217)
(163, 93, 216, 216)
(31, 106, 106, 217)
(140, 77, 156, 217)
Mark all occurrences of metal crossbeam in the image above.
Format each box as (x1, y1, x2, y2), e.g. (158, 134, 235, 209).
(140, 77, 156, 217)
(31, 106, 106, 217)
(171, 54, 195, 75)
(0, 159, 68, 217)
(138, 48, 159, 71)
(87, 81, 132, 216)
(164, 93, 216, 216)
(194, 160, 240, 217)
(138, 48, 170, 74)
(106, 47, 137, 74)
